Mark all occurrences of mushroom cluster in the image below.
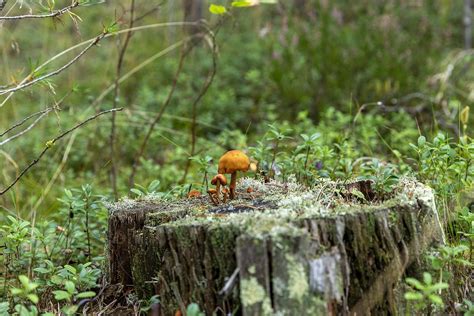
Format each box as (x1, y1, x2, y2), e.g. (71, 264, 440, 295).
(208, 150, 250, 204)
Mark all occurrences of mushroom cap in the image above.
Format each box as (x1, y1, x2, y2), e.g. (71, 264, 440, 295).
(211, 174, 227, 185)
(218, 150, 250, 174)
(207, 189, 217, 194)
(187, 190, 201, 198)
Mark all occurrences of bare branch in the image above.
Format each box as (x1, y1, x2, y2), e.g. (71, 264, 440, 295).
(0, 1, 79, 21)
(0, 22, 200, 108)
(0, 111, 51, 146)
(181, 27, 218, 183)
(128, 46, 190, 188)
(0, 31, 106, 96)
(110, 0, 135, 200)
(0, 108, 123, 196)
(0, 108, 52, 137)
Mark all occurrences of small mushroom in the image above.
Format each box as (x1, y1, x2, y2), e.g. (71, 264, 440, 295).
(222, 187, 229, 203)
(218, 150, 250, 199)
(207, 188, 219, 205)
(211, 174, 227, 201)
(187, 190, 201, 198)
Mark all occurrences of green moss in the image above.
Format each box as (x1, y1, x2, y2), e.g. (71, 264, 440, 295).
(240, 277, 273, 315)
(286, 254, 309, 303)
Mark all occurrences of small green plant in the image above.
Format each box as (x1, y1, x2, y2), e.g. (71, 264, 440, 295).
(358, 159, 399, 196)
(130, 180, 161, 198)
(404, 272, 449, 312)
(186, 303, 205, 316)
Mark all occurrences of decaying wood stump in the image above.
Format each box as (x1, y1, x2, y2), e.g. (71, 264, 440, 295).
(107, 178, 444, 315)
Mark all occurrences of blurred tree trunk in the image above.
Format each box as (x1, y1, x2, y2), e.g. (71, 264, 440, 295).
(465, 0, 472, 49)
(183, 0, 203, 34)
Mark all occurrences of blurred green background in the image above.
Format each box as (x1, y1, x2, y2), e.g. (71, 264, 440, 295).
(0, 0, 472, 215)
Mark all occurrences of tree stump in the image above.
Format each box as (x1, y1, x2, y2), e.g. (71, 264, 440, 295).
(107, 178, 444, 315)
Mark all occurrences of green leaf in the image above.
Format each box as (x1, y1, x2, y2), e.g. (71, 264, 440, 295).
(209, 4, 227, 14)
(404, 291, 423, 300)
(64, 281, 75, 294)
(53, 290, 71, 301)
(10, 288, 23, 296)
(418, 135, 426, 147)
(19, 275, 30, 288)
(64, 265, 77, 275)
(76, 291, 96, 299)
(232, 1, 253, 7)
(34, 267, 50, 274)
(186, 303, 204, 316)
(422, 272, 432, 285)
(62, 305, 78, 315)
(148, 180, 160, 192)
(27, 294, 39, 304)
(428, 294, 444, 306)
(406, 278, 424, 290)
(130, 188, 143, 196)
(430, 282, 449, 292)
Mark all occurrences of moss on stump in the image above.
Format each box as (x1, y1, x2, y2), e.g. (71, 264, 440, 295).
(107, 178, 444, 315)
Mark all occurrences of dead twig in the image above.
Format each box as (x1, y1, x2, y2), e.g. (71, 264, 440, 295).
(0, 108, 123, 195)
(0, 1, 80, 20)
(110, 0, 135, 200)
(0, 31, 106, 96)
(0, 108, 53, 138)
(180, 25, 218, 183)
(127, 41, 194, 189)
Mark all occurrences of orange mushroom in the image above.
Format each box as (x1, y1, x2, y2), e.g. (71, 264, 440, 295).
(187, 190, 201, 198)
(211, 174, 227, 202)
(207, 188, 219, 205)
(222, 187, 229, 203)
(218, 150, 250, 199)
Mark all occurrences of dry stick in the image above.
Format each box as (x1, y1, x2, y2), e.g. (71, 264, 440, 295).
(110, 0, 135, 200)
(0, 92, 71, 145)
(0, 1, 79, 20)
(128, 43, 195, 189)
(0, 108, 123, 196)
(0, 108, 53, 137)
(0, 31, 106, 96)
(180, 30, 218, 183)
(0, 22, 199, 108)
(0, 111, 51, 146)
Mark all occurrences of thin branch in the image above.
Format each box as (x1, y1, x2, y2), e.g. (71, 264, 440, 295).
(91, 38, 192, 108)
(0, 108, 123, 196)
(0, 21, 199, 108)
(0, 111, 50, 146)
(0, 108, 52, 137)
(181, 27, 218, 183)
(0, 91, 71, 144)
(128, 46, 191, 189)
(0, 1, 79, 20)
(110, 0, 135, 200)
(0, 32, 106, 96)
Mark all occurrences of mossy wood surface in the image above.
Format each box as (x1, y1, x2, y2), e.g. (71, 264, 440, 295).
(107, 178, 444, 315)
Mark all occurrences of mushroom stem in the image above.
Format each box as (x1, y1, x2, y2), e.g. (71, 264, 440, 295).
(216, 181, 221, 202)
(230, 172, 237, 199)
(208, 191, 218, 205)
